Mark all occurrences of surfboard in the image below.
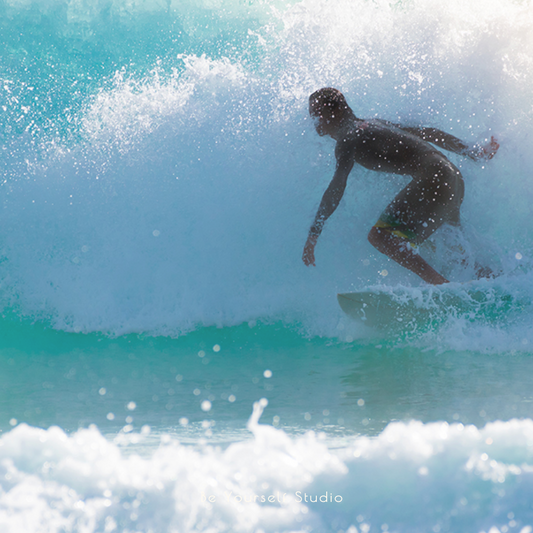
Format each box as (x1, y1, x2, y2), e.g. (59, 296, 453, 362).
(337, 285, 521, 329)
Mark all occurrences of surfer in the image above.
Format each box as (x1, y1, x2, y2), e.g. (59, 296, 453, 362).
(302, 87, 499, 284)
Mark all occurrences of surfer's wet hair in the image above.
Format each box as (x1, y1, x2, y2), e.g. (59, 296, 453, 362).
(308, 87, 354, 119)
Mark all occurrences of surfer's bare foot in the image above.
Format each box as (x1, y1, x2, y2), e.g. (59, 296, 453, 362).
(425, 271, 449, 285)
(474, 263, 503, 280)
(475, 264, 493, 279)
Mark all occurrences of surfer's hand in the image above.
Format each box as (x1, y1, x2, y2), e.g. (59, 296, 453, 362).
(303, 236, 317, 266)
(477, 136, 499, 160)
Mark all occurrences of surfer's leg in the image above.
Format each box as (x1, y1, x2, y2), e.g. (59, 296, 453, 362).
(368, 225, 449, 284)
(449, 217, 496, 278)
(368, 156, 464, 285)
(434, 189, 495, 279)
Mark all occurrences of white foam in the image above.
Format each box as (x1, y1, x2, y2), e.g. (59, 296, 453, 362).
(1, 401, 533, 532)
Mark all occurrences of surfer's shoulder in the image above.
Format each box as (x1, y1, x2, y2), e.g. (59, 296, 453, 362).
(334, 120, 370, 155)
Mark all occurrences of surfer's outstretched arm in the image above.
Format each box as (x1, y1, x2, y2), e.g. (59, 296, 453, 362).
(303, 160, 353, 266)
(399, 126, 499, 161)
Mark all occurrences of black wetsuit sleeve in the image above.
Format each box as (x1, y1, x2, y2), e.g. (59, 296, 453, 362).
(309, 158, 353, 238)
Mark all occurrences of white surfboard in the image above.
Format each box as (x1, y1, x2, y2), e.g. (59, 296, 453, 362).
(337, 286, 520, 329)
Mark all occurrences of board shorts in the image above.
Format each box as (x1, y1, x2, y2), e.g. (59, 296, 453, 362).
(373, 213, 418, 243)
(373, 156, 465, 246)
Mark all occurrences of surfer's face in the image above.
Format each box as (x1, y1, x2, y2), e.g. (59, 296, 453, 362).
(310, 103, 343, 137)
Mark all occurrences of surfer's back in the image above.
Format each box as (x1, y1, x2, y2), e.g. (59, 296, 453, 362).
(335, 119, 444, 176)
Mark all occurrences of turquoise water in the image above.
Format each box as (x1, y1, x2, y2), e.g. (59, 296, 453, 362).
(2, 0, 533, 531)
(4, 318, 533, 436)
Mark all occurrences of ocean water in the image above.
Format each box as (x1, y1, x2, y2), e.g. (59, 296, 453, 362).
(1, 0, 533, 531)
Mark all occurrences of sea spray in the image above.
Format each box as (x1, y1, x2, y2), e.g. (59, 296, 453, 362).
(0, 0, 531, 343)
(2, 3, 533, 533)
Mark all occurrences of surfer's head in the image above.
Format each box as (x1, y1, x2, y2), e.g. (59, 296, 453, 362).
(309, 87, 354, 137)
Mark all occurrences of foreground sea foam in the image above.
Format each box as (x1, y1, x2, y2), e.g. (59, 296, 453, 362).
(1, 400, 533, 533)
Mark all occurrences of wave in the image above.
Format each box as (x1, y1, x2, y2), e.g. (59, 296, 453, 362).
(0, 0, 532, 343)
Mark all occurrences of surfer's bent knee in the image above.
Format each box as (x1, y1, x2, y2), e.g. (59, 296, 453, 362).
(369, 218, 418, 247)
(367, 225, 418, 257)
